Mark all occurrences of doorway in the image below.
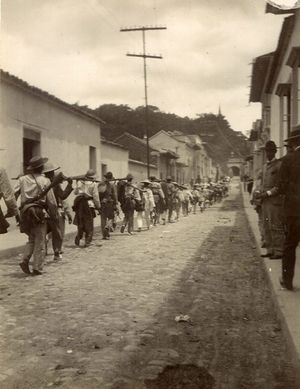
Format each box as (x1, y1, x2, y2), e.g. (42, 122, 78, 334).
(23, 129, 41, 172)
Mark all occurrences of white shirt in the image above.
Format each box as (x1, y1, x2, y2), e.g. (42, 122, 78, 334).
(15, 173, 57, 206)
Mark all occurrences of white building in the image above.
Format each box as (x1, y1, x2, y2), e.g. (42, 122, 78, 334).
(0, 70, 103, 181)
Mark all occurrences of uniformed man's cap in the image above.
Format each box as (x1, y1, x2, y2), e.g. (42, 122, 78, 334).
(284, 125, 300, 142)
(166, 176, 172, 181)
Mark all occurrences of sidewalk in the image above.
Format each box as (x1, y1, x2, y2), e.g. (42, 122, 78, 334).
(242, 188, 300, 366)
(0, 218, 101, 259)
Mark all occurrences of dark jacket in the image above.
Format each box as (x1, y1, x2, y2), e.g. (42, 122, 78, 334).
(53, 182, 73, 207)
(277, 148, 300, 216)
(262, 158, 284, 206)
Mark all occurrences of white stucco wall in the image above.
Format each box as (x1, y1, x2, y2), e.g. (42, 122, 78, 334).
(270, 10, 300, 146)
(0, 80, 101, 182)
(101, 142, 129, 179)
(128, 160, 158, 183)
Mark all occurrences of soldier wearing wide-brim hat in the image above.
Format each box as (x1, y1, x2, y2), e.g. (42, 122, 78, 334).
(16, 156, 58, 276)
(257, 140, 285, 260)
(277, 125, 300, 290)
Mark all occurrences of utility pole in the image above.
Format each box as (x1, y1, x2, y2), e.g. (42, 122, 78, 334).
(120, 25, 166, 178)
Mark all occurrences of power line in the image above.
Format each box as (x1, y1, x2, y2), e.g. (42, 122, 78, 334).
(120, 25, 166, 178)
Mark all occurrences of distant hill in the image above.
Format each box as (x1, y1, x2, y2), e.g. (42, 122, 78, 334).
(75, 103, 250, 173)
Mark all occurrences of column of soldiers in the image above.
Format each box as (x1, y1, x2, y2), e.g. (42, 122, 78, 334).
(254, 125, 300, 291)
(1, 155, 229, 277)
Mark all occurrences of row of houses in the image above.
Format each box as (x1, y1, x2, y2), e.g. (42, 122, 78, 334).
(0, 70, 219, 186)
(248, 4, 300, 179)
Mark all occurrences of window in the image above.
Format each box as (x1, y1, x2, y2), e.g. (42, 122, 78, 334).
(23, 128, 41, 172)
(286, 47, 300, 126)
(89, 146, 96, 171)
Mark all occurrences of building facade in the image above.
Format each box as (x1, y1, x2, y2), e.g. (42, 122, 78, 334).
(0, 70, 103, 182)
(150, 130, 216, 184)
(249, 7, 300, 177)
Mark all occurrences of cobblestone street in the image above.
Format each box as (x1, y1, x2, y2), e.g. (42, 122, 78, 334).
(0, 181, 298, 389)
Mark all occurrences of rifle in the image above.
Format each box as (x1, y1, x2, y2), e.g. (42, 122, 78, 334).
(21, 172, 65, 208)
(63, 174, 128, 183)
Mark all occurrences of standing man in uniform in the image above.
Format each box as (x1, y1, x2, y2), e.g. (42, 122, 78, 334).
(16, 156, 60, 275)
(258, 140, 284, 260)
(277, 127, 300, 290)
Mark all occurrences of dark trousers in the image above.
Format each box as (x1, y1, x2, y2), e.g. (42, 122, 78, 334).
(77, 219, 93, 244)
(101, 204, 114, 237)
(48, 217, 63, 255)
(123, 209, 134, 233)
(282, 216, 300, 285)
(76, 209, 94, 245)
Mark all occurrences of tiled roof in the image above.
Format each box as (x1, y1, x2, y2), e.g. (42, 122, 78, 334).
(101, 137, 128, 150)
(0, 69, 105, 124)
(114, 132, 158, 165)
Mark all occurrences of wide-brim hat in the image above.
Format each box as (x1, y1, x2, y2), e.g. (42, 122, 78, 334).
(27, 156, 48, 170)
(104, 171, 114, 179)
(126, 173, 134, 180)
(284, 127, 300, 142)
(141, 179, 151, 184)
(85, 169, 97, 179)
(43, 162, 60, 174)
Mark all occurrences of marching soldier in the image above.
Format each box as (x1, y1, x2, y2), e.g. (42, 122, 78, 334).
(149, 176, 166, 225)
(98, 172, 118, 240)
(164, 176, 177, 223)
(73, 169, 101, 247)
(191, 184, 200, 214)
(137, 179, 155, 230)
(257, 140, 284, 260)
(16, 156, 61, 275)
(43, 162, 73, 260)
(119, 174, 140, 235)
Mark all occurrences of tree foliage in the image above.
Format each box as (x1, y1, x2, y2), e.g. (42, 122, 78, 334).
(87, 104, 250, 172)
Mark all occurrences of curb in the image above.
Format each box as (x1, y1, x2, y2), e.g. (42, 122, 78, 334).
(241, 185, 300, 378)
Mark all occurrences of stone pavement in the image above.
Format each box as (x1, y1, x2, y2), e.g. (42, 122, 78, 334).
(0, 181, 299, 389)
(242, 188, 300, 365)
(0, 218, 101, 259)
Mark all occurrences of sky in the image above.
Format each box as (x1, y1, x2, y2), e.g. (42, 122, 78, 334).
(0, 0, 289, 134)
